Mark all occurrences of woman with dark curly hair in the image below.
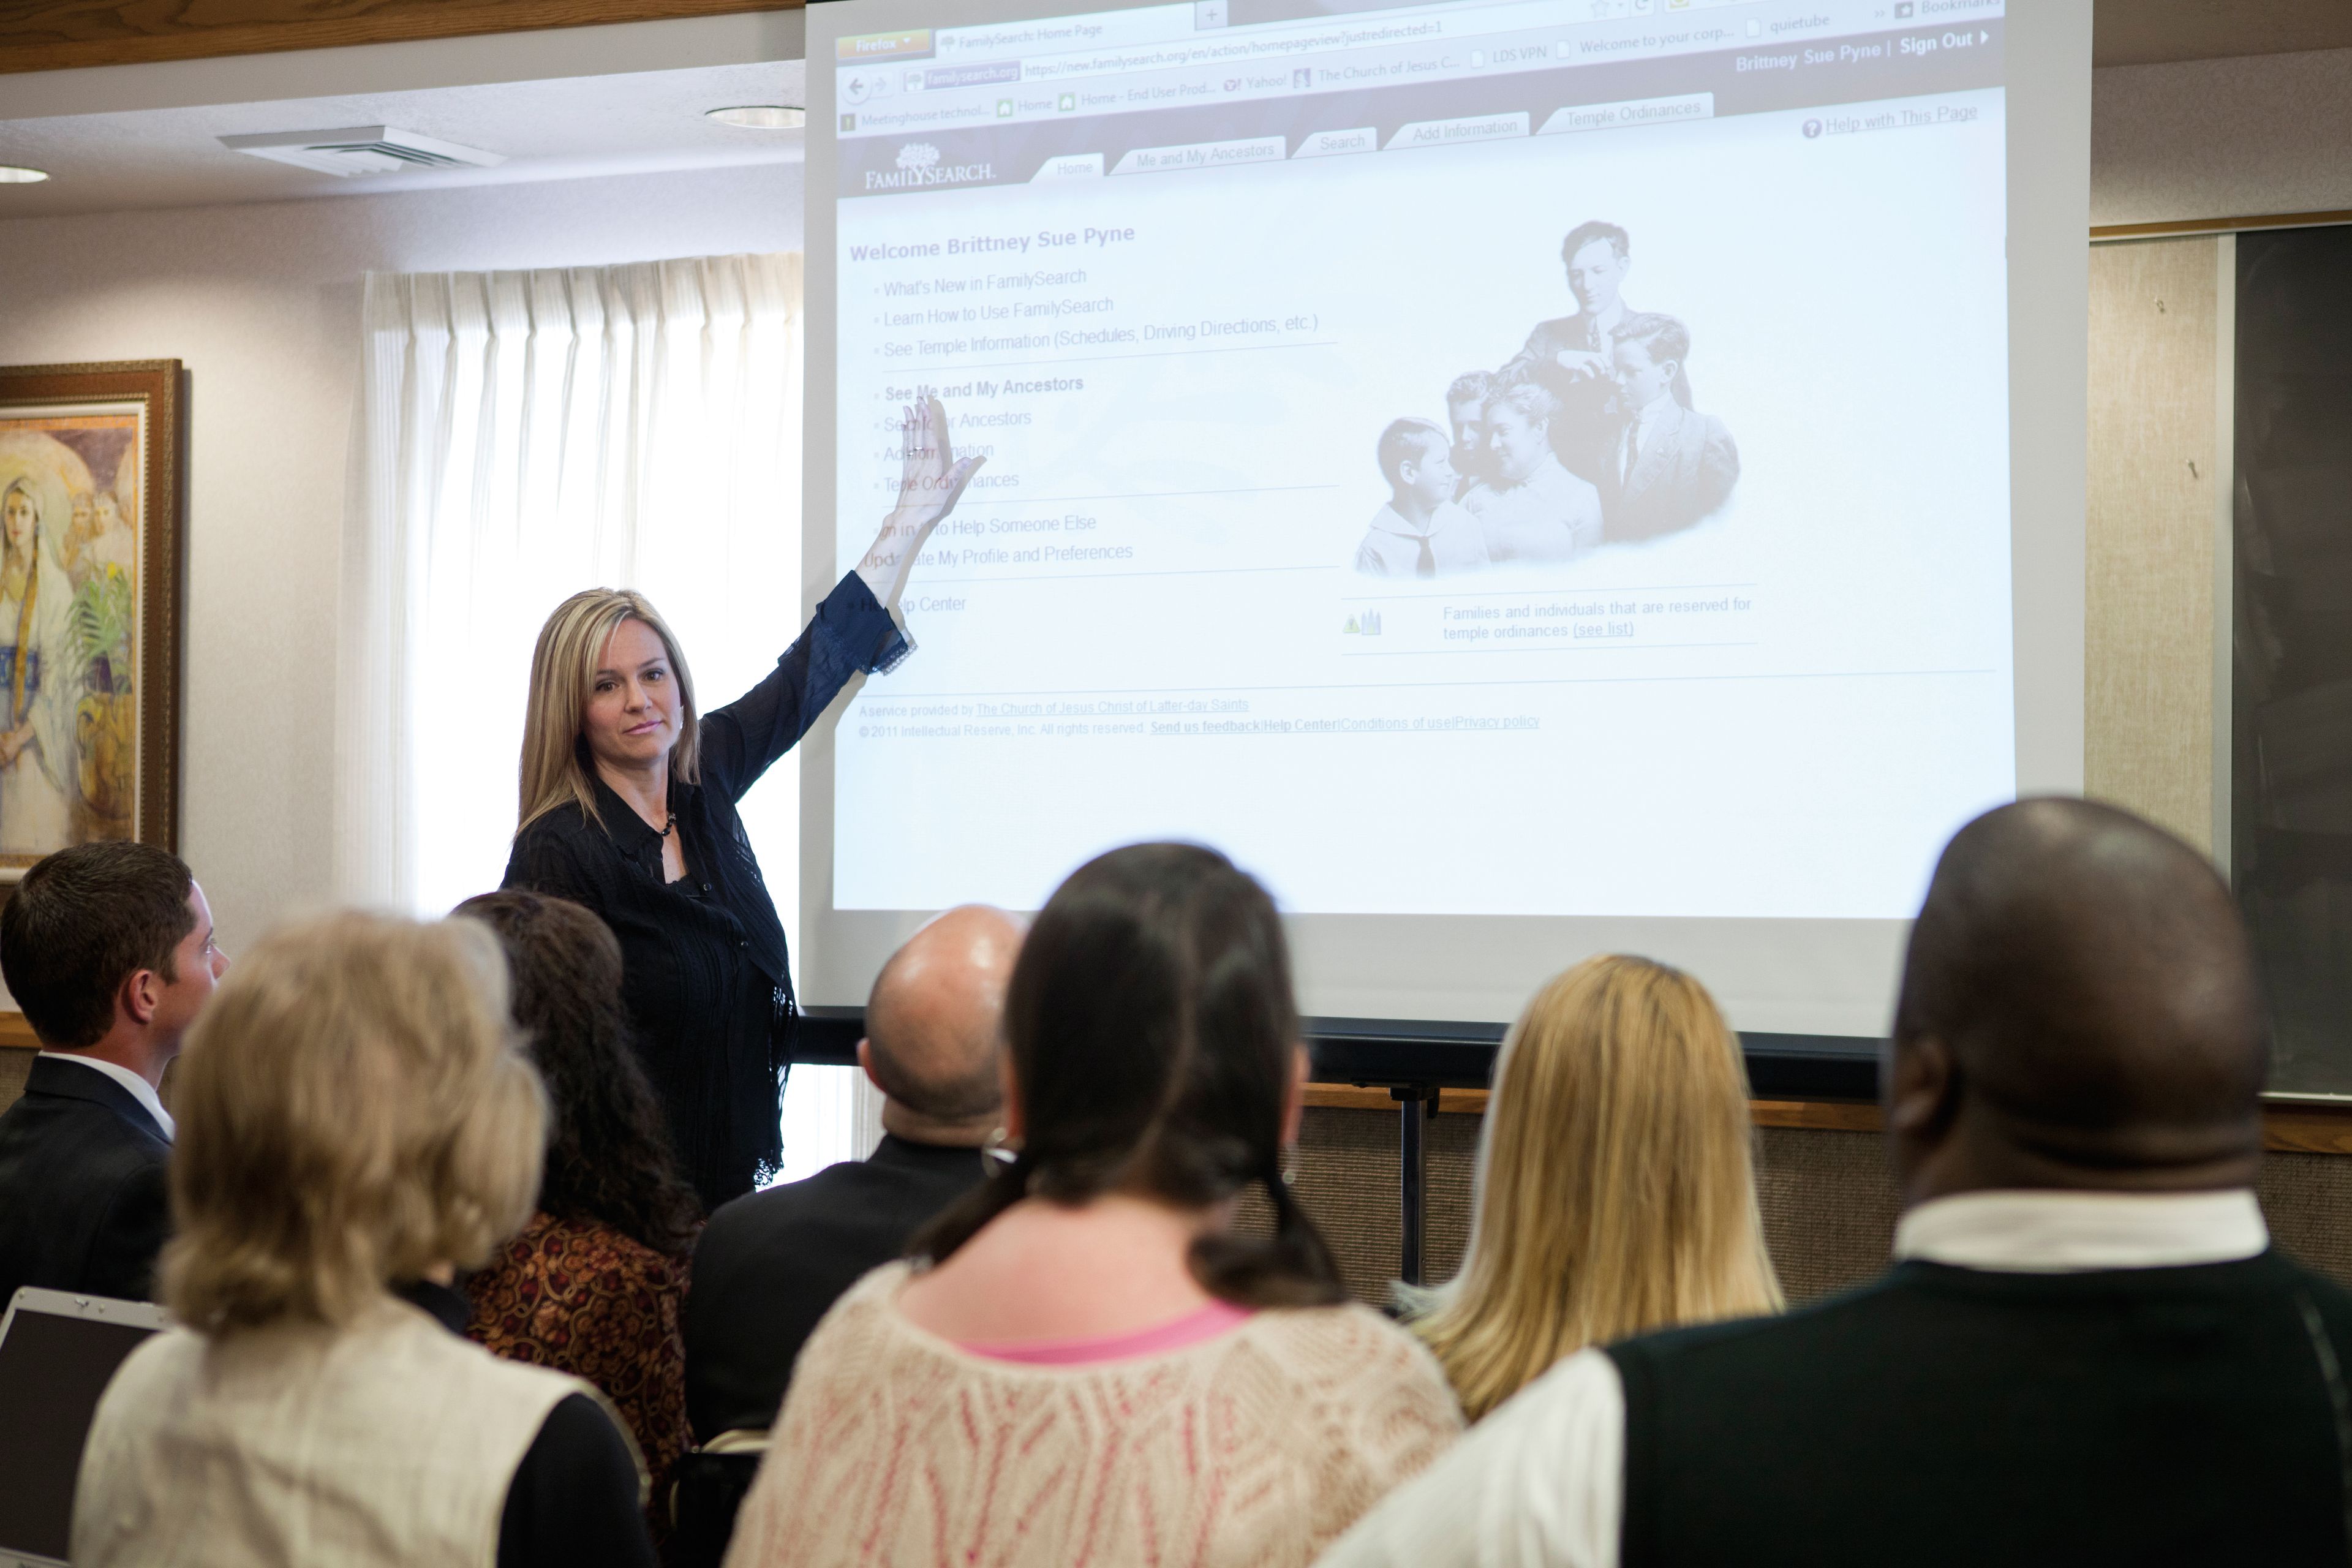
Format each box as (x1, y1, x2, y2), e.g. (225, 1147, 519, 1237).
(454, 889, 704, 1547)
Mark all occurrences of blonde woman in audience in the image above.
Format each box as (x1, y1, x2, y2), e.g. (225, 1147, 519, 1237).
(726, 843, 1463, 1568)
(1404, 955, 1782, 1422)
(72, 913, 657, 1568)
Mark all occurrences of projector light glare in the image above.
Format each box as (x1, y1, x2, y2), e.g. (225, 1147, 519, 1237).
(707, 105, 806, 131)
(0, 165, 50, 184)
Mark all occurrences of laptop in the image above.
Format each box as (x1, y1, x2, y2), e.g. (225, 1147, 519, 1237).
(0, 1287, 167, 1568)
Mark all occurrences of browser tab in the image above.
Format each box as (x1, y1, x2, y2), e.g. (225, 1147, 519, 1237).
(1031, 153, 1107, 179)
(1110, 135, 1286, 174)
(1537, 94, 1712, 134)
(1384, 112, 1529, 152)
(1293, 127, 1379, 157)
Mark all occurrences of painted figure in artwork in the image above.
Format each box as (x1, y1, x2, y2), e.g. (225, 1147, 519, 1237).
(61, 488, 137, 592)
(0, 478, 85, 856)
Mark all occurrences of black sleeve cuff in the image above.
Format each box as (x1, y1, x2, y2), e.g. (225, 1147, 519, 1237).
(820, 571, 914, 676)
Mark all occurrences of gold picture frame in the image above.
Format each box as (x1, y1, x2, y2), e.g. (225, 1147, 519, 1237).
(0, 361, 183, 875)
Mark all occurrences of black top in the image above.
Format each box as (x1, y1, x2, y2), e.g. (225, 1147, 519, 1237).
(503, 572, 908, 1208)
(398, 1279, 657, 1568)
(683, 1133, 984, 1439)
(1607, 1249, 2352, 1568)
(0, 1054, 171, 1306)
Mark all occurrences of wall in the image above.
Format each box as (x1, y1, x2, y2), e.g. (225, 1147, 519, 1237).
(0, 160, 805, 957)
(2084, 235, 2220, 851)
(1283, 1104, 2352, 1310)
(2094, 49, 2352, 227)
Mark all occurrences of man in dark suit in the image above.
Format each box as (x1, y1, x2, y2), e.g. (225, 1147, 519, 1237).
(0, 842, 227, 1306)
(1510, 220, 1691, 486)
(1597, 312, 1739, 542)
(684, 904, 1022, 1439)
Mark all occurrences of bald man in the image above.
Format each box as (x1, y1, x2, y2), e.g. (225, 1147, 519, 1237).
(1321, 799, 2352, 1568)
(684, 907, 1022, 1440)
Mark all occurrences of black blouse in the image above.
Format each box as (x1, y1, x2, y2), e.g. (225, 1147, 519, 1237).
(502, 572, 907, 1207)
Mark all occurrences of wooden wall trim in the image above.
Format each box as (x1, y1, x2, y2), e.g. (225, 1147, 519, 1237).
(0, 0, 802, 75)
(1300, 1082, 2352, 1156)
(2092, 208, 2352, 243)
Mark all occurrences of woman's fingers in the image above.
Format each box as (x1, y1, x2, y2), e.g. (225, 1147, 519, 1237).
(925, 394, 954, 473)
(932, 453, 986, 519)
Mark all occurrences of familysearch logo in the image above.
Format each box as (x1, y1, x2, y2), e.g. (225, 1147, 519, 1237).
(867, 141, 993, 190)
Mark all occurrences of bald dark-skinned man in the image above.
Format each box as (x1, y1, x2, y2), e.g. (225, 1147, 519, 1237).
(1321, 798, 2352, 1568)
(684, 905, 1022, 1442)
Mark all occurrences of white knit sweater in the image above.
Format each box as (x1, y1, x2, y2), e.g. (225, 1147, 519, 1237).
(725, 1263, 1463, 1568)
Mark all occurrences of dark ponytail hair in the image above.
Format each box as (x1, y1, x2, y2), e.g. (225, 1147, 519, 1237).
(454, 890, 703, 1256)
(912, 842, 1344, 1308)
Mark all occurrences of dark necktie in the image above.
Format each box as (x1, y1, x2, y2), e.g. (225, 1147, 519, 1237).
(1415, 536, 1436, 579)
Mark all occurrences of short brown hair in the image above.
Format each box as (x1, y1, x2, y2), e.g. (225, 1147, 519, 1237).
(0, 842, 194, 1049)
(161, 912, 547, 1332)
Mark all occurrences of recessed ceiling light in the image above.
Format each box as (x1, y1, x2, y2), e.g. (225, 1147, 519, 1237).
(706, 105, 806, 130)
(0, 165, 49, 184)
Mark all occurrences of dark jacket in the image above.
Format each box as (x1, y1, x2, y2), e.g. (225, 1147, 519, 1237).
(683, 1134, 984, 1440)
(0, 1054, 172, 1306)
(1608, 1250, 2352, 1567)
(503, 573, 907, 1210)
(1596, 399, 1739, 543)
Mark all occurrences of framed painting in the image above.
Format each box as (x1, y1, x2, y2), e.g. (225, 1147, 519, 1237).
(0, 361, 181, 876)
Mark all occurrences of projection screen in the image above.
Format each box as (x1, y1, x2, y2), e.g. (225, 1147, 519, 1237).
(799, 0, 2089, 1041)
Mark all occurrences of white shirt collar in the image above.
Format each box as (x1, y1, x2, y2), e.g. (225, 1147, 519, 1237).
(38, 1050, 174, 1140)
(1630, 392, 1677, 442)
(1369, 503, 1436, 540)
(1894, 1188, 2266, 1273)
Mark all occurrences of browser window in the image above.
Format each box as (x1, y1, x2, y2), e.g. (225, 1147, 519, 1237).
(803, 0, 2043, 1035)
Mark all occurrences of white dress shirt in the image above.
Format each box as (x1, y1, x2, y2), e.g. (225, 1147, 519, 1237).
(1616, 392, 1678, 483)
(37, 1050, 175, 1140)
(1312, 1188, 2271, 1568)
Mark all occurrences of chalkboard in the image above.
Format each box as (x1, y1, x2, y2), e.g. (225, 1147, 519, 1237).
(2233, 225, 2352, 1096)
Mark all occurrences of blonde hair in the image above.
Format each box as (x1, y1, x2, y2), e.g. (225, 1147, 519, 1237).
(1408, 956, 1782, 1421)
(160, 912, 548, 1333)
(518, 589, 701, 833)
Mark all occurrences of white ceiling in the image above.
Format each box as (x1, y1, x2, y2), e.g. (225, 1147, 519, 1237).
(0, 56, 806, 219)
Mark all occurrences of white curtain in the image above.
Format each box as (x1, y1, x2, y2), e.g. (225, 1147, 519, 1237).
(337, 251, 805, 922)
(338, 251, 871, 1179)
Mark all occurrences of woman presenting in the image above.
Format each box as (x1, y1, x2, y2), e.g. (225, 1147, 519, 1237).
(505, 399, 981, 1208)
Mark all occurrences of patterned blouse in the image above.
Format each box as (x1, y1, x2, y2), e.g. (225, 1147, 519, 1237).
(466, 1212, 693, 1545)
(730, 1262, 1464, 1568)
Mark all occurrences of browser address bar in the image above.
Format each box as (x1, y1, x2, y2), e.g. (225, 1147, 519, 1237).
(1017, 18, 1448, 80)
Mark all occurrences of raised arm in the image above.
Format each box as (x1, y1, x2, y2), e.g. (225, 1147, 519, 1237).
(857, 395, 987, 614)
(699, 397, 985, 799)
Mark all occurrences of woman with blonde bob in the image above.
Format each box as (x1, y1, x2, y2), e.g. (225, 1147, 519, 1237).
(72, 913, 659, 1568)
(503, 397, 983, 1207)
(1406, 955, 1782, 1421)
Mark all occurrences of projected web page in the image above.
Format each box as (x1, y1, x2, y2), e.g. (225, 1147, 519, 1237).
(828, 0, 2013, 920)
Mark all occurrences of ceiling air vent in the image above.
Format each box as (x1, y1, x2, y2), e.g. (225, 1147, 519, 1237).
(219, 126, 506, 176)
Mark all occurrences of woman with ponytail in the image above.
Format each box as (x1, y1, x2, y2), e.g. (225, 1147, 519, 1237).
(725, 843, 1463, 1568)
